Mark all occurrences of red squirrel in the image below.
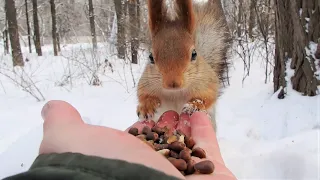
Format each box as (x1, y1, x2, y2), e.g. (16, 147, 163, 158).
(136, 0, 231, 131)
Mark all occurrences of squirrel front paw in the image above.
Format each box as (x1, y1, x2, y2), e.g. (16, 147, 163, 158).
(182, 99, 207, 116)
(137, 97, 161, 121)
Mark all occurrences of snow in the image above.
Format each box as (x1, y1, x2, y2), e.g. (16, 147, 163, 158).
(0, 40, 319, 180)
(309, 41, 320, 81)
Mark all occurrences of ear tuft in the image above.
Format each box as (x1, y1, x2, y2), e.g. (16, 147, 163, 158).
(175, 0, 196, 33)
(147, 0, 165, 36)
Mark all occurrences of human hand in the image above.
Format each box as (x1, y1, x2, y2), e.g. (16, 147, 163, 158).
(39, 100, 184, 179)
(127, 111, 237, 180)
(178, 113, 236, 180)
(39, 100, 236, 180)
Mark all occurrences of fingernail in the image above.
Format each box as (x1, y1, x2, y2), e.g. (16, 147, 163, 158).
(41, 102, 51, 120)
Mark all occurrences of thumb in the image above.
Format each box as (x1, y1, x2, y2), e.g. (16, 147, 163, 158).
(41, 100, 84, 132)
(190, 112, 225, 165)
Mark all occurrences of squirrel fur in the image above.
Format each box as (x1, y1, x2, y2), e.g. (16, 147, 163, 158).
(136, 0, 232, 132)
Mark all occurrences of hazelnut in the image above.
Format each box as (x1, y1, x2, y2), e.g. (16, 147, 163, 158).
(194, 160, 215, 174)
(169, 142, 186, 152)
(146, 132, 159, 141)
(151, 126, 165, 135)
(142, 126, 151, 135)
(185, 160, 196, 175)
(179, 149, 191, 162)
(192, 147, 206, 159)
(185, 136, 196, 149)
(168, 158, 187, 171)
(128, 127, 139, 136)
(183, 147, 192, 154)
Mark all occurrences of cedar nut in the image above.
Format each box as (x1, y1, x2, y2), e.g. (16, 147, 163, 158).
(128, 124, 215, 176)
(194, 160, 215, 174)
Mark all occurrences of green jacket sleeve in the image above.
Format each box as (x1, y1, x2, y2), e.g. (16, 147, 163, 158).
(3, 152, 181, 180)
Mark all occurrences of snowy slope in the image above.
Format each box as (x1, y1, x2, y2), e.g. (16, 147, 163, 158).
(0, 42, 319, 180)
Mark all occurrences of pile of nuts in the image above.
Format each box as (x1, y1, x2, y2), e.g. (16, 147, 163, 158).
(128, 125, 215, 176)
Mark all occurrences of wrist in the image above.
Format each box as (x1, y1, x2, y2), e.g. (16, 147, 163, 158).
(25, 152, 182, 180)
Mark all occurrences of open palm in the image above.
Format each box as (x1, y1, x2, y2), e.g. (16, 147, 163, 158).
(126, 111, 237, 180)
(38, 100, 237, 180)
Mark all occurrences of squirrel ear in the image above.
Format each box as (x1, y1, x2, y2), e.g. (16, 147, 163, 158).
(175, 0, 196, 33)
(147, 0, 165, 35)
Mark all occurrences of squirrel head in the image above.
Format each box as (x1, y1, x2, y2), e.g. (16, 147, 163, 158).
(147, 0, 198, 90)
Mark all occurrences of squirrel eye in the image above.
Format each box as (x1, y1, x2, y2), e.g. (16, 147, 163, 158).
(191, 49, 197, 61)
(149, 53, 155, 64)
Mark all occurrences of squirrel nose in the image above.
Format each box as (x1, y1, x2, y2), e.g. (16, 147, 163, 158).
(167, 81, 182, 89)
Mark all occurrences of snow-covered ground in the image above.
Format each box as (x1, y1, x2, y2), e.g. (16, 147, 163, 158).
(0, 41, 319, 180)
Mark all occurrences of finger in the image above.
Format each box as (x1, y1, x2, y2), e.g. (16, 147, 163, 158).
(190, 157, 234, 176)
(156, 110, 180, 128)
(186, 157, 236, 180)
(187, 169, 236, 180)
(156, 111, 180, 134)
(190, 112, 224, 165)
(176, 113, 191, 137)
(42, 100, 84, 132)
(125, 120, 155, 133)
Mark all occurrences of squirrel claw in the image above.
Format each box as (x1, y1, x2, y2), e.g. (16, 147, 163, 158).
(137, 107, 158, 122)
(138, 113, 155, 122)
(137, 97, 160, 122)
(182, 99, 207, 116)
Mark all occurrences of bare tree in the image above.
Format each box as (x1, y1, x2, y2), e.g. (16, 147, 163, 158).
(274, 0, 319, 98)
(237, 0, 244, 38)
(5, 0, 24, 66)
(88, 0, 97, 49)
(316, 39, 320, 59)
(114, 0, 126, 59)
(32, 0, 42, 56)
(255, 0, 273, 84)
(3, 11, 9, 55)
(25, 0, 32, 53)
(128, 0, 140, 64)
(50, 0, 58, 56)
(248, 0, 257, 39)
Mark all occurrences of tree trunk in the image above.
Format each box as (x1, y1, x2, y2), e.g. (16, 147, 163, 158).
(3, 30, 9, 55)
(32, 0, 42, 56)
(25, 0, 32, 53)
(248, 0, 257, 39)
(88, 0, 97, 49)
(114, 0, 126, 59)
(50, 0, 58, 56)
(289, 0, 318, 96)
(5, 0, 24, 67)
(316, 39, 320, 59)
(274, 0, 319, 98)
(274, 0, 293, 98)
(3, 12, 9, 55)
(129, 0, 139, 64)
(237, 0, 243, 38)
(307, 1, 320, 43)
(57, 32, 61, 52)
